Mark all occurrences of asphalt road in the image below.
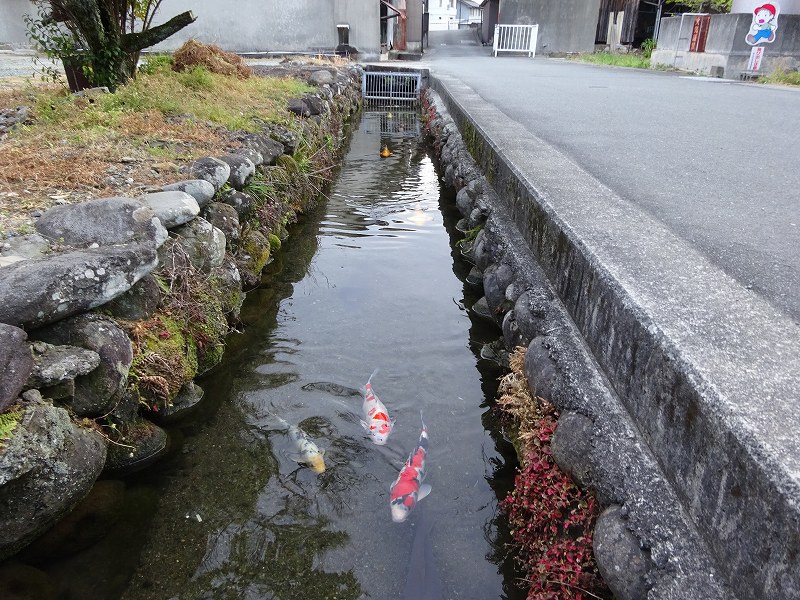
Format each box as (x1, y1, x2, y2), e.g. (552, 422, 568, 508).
(0, 50, 61, 78)
(421, 30, 800, 321)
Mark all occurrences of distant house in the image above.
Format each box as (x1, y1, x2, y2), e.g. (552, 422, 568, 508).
(457, 0, 484, 29)
(429, 0, 459, 30)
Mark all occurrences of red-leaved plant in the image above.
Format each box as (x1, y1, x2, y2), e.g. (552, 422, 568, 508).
(496, 349, 610, 600)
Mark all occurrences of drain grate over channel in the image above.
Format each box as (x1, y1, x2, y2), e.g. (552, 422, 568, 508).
(362, 71, 422, 105)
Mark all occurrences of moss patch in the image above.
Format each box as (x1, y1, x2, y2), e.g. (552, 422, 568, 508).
(0, 409, 23, 451)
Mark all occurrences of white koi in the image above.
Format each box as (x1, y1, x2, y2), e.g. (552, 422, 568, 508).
(359, 369, 395, 445)
(274, 415, 326, 474)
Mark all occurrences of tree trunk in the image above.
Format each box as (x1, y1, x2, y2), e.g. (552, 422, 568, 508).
(55, 1, 195, 90)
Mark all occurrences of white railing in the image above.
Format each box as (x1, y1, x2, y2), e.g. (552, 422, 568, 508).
(492, 24, 539, 57)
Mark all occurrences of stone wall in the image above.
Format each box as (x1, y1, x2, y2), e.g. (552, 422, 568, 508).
(0, 63, 362, 561)
(421, 88, 736, 600)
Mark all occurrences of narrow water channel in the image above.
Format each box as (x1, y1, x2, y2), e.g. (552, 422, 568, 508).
(25, 110, 525, 600)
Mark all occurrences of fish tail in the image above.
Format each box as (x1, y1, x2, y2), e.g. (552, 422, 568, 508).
(266, 410, 289, 429)
(359, 368, 380, 396)
(420, 409, 426, 430)
(367, 368, 379, 385)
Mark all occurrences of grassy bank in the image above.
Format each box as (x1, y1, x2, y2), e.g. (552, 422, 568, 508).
(0, 56, 312, 236)
(568, 51, 653, 70)
(760, 69, 800, 86)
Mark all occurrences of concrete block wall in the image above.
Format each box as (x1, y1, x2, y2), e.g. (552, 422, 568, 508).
(152, 0, 381, 58)
(498, 0, 602, 54)
(652, 13, 800, 78)
(0, 0, 35, 48)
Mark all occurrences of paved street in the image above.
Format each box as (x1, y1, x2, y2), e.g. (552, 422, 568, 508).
(421, 30, 800, 321)
(0, 50, 60, 79)
(420, 30, 800, 598)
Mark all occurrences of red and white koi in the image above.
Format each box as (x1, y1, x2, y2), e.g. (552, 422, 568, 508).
(359, 369, 394, 445)
(390, 413, 431, 523)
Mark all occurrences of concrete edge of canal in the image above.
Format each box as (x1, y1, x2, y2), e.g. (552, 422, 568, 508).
(425, 73, 800, 600)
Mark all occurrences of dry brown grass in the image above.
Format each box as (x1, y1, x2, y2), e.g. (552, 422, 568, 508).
(173, 39, 251, 79)
(0, 58, 311, 235)
(0, 109, 232, 233)
(497, 346, 557, 449)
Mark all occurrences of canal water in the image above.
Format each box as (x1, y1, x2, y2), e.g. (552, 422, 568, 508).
(19, 110, 525, 600)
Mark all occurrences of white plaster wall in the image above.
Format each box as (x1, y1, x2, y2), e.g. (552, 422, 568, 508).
(148, 0, 381, 57)
(429, 0, 458, 30)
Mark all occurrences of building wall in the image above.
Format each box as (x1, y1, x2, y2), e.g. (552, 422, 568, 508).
(482, 0, 500, 44)
(0, 0, 35, 48)
(1, 0, 382, 57)
(429, 0, 458, 30)
(408, 0, 425, 52)
(498, 0, 602, 53)
(652, 13, 800, 78)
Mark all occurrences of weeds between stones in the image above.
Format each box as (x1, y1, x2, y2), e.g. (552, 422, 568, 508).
(496, 347, 610, 600)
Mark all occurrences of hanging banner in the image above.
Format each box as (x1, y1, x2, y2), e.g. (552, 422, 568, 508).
(746, 3, 780, 45)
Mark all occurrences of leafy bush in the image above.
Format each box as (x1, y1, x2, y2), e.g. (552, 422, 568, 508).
(641, 38, 656, 59)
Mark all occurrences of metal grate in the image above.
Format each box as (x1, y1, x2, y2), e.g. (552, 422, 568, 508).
(362, 71, 422, 105)
(378, 110, 420, 138)
(493, 24, 539, 57)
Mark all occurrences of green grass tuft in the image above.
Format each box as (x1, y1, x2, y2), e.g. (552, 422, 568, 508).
(570, 51, 651, 69)
(760, 69, 800, 86)
(0, 410, 23, 449)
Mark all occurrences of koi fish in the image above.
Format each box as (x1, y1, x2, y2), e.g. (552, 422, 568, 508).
(359, 369, 394, 445)
(390, 413, 431, 523)
(274, 415, 326, 474)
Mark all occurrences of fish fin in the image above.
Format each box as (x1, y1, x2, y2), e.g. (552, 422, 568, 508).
(287, 452, 305, 463)
(360, 420, 370, 431)
(418, 484, 432, 501)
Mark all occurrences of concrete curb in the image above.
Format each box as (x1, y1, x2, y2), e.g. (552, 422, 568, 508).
(428, 73, 800, 600)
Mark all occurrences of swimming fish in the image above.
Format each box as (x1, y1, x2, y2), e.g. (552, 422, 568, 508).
(274, 415, 326, 474)
(380, 145, 393, 157)
(390, 413, 431, 523)
(359, 369, 394, 445)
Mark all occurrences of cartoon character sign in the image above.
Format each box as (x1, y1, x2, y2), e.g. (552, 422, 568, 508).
(746, 3, 780, 45)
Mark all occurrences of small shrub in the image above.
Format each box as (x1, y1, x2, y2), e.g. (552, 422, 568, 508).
(641, 38, 656, 59)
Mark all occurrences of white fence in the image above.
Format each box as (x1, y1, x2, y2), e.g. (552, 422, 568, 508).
(492, 24, 539, 57)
